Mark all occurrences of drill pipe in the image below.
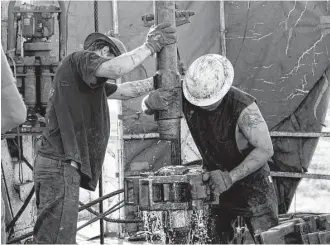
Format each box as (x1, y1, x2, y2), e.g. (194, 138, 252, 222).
(154, 0, 182, 166)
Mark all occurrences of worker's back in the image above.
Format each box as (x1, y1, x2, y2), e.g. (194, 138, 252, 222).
(35, 50, 113, 191)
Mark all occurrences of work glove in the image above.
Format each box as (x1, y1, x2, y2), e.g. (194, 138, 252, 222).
(203, 170, 233, 197)
(142, 88, 176, 115)
(145, 22, 177, 55)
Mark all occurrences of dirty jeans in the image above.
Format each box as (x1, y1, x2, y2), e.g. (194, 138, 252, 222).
(207, 174, 279, 244)
(33, 154, 81, 244)
(208, 208, 279, 244)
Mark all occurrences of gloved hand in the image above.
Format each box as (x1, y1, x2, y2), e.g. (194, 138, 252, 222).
(142, 88, 175, 115)
(203, 170, 233, 196)
(145, 22, 177, 55)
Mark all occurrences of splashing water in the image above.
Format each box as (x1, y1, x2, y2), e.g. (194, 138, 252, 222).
(139, 165, 212, 244)
(187, 207, 210, 244)
(141, 207, 210, 244)
(142, 211, 167, 243)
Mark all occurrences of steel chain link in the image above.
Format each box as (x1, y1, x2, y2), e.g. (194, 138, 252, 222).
(94, 0, 99, 32)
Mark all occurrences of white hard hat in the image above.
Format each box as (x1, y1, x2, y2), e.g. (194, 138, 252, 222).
(183, 54, 234, 107)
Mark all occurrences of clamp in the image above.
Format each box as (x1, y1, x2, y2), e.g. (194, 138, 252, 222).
(141, 10, 195, 27)
(124, 165, 218, 211)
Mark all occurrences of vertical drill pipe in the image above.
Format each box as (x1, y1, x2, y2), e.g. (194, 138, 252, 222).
(219, 0, 226, 56)
(154, 1, 182, 166)
(154, 2, 188, 244)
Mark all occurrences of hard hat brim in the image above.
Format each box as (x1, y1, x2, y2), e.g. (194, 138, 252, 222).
(183, 55, 234, 107)
(83, 33, 127, 56)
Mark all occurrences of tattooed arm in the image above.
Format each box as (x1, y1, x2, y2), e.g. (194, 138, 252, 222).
(108, 77, 154, 100)
(229, 102, 274, 183)
(95, 22, 177, 80)
(95, 45, 152, 80)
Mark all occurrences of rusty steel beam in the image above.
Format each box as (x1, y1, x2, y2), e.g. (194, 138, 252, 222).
(270, 131, 330, 138)
(7, 129, 329, 141)
(118, 131, 330, 141)
(270, 172, 330, 180)
(154, 1, 182, 166)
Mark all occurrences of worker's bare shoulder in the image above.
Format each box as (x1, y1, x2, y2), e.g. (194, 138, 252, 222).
(238, 102, 265, 130)
(237, 102, 273, 151)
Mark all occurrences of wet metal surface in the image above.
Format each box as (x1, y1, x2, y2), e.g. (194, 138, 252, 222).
(77, 221, 151, 244)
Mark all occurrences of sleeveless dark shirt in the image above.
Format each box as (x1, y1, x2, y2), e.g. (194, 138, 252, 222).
(183, 86, 277, 216)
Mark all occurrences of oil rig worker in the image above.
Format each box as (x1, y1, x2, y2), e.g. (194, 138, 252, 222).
(1, 46, 27, 244)
(33, 22, 177, 244)
(142, 54, 279, 244)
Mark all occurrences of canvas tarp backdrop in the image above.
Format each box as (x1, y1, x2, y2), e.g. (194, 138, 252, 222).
(2, 0, 330, 217)
(109, 1, 329, 215)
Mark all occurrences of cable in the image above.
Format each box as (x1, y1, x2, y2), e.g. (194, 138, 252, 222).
(79, 188, 124, 212)
(10, 140, 33, 171)
(21, 156, 33, 171)
(79, 201, 143, 224)
(104, 218, 143, 223)
(7, 216, 142, 244)
(140, 64, 148, 78)
(77, 202, 126, 231)
(6, 186, 35, 232)
(7, 231, 33, 244)
(1, 163, 15, 221)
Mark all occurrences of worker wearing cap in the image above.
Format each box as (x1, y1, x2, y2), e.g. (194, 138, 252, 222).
(142, 54, 279, 243)
(33, 22, 177, 244)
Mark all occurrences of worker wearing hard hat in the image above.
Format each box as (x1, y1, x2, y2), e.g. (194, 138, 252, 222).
(33, 22, 176, 244)
(142, 54, 279, 243)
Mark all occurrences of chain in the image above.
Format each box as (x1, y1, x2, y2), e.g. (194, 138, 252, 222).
(94, 0, 99, 32)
